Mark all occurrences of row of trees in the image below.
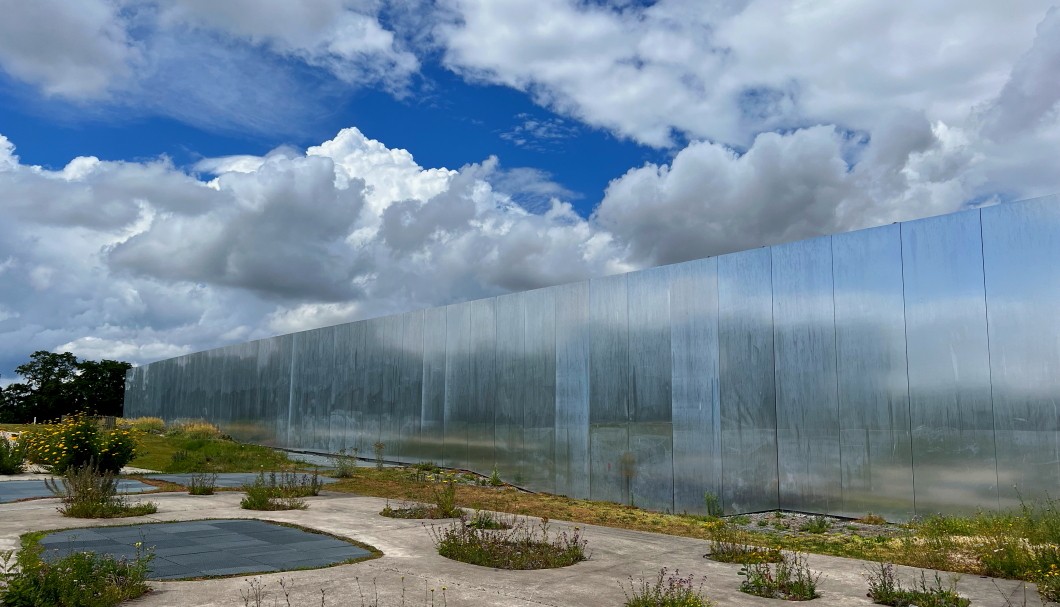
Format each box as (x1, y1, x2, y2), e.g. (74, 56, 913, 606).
(0, 351, 132, 423)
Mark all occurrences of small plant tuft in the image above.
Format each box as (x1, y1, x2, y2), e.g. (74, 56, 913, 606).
(240, 470, 321, 511)
(466, 510, 511, 530)
(188, 470, 218, 495)
(738, 552, 821, 601)
(858, 513, 888, 526)
(622, 567, 714, 607)
(799, 515, 833, 534)
(865, 562, 970, 607)
(373, 441, 386, 470)
(488, 467, 503, 487)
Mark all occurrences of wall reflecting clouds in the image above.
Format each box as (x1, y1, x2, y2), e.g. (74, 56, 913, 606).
(126, 196, 1060, 518)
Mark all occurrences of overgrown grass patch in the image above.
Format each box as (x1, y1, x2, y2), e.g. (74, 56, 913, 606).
(45, 465, 157, 519)
(129, 430, 293, 473)
(427, 515, 589, 570)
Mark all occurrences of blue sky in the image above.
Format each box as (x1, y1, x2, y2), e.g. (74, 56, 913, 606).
(1, 0, 1059, 381)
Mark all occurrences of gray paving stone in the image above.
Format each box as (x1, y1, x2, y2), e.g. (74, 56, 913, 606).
(38, 519, 370, 580)
(0, 479, 153, 503)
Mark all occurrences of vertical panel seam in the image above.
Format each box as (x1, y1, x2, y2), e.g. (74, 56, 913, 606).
(978, 209, 1002, 510)
(830, 236, 844, 513)
(768, 249, 782, 510)
(899, 223, 918, 517)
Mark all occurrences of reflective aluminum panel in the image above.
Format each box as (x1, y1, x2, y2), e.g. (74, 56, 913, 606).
(833, 225, 915, 520)
(903, 211, 998, 516)
(718, 248, 779, 513)
(397, 311, 425, 463)
(555, 281, 591, 499)
(469, 299, 497, 474)
(444, 302, 473, 469)
(627, 266, 674, 512)
(421, 308, 447, 461)
(772, 237, 841, 514)
(126, 197, 1060, 520)
(671, 258, 721, 515)
(982, 197, 1060, 508)
(523, 288, 556, 493)
(494, 293, 525, 486)
(590, 274, 630, 504)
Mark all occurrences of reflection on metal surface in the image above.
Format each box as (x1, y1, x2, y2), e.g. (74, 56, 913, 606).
(903, 211, 998, 515)
(832, 225, 914, 520)
(127, 196, 1060, 519)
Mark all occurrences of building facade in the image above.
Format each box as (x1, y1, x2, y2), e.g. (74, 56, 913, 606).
(125, 195, 1060, 519)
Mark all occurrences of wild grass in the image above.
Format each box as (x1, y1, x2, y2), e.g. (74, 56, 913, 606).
(704, 524, 783, 564)
(865, 562, 970, 607)
(738, 552, 821, 601)
(117, 416, 165, 434)
(622, 568, 714, 607)
(166, 420, 225, 440)
(427, 515, 588, 569)
(188, 470, 218, 495)
(44, 464, 157, 518)
(240, 470, 322, 510)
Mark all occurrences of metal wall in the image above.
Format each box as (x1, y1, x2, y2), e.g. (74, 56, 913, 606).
(126, 196, 1060, 519)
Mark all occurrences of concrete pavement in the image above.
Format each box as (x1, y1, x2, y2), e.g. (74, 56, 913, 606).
(0, 490, 1046, 606)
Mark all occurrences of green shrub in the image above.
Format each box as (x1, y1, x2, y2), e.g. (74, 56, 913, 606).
(0, 541, 151, 607)
(489, 467, 503, 487)
(865, 562, 969, 607)
(703, 492, 723, 518)
(431, 478, 461, 518)
(0, 436, 25, 474)
(623, 568, 714, 607)
(427, 516, 588, 569)
(333, 448, 358, 478)
(239, 471, 320, 510)
(20, 415, 137, 474)
(738, 552, 821, 601)
(44, 464, 157, 518)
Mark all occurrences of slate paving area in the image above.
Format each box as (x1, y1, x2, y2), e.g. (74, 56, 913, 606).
(39, 519, 372, 580)
(145, 472, 339, 488)
(0, 478, 153, 503)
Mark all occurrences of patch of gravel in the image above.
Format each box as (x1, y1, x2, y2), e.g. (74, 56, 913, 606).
(723, 510, 906, 540)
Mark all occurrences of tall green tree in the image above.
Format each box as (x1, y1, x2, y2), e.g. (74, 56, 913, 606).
(0, 351, 133, 422)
